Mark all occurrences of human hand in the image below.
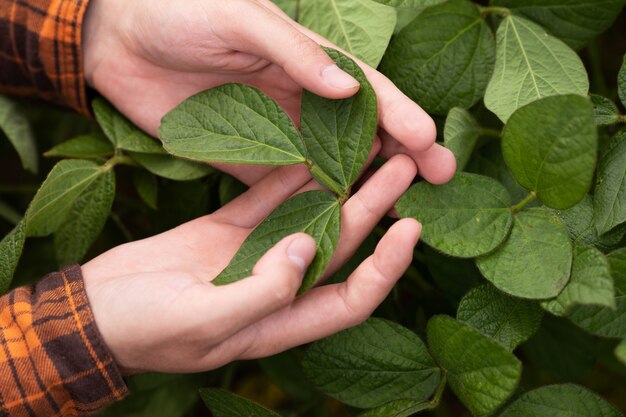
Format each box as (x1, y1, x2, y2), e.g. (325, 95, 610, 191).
(82, 0, 456, 185)
(81, 155, 421, 374)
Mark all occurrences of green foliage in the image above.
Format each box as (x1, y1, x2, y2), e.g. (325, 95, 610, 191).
(484, 15, 589, 123)
(298, 0, 396, 67)
(199, 389, 280, 417)
(594, 131, 626, 235)
(443, 108, 481, 171)
(381, 0, 495, 115)
(477, 208, 573, 299)
(397, 173, 513, 258)
(0, 222, 25, 293)
(0, 95, 38, 173)
(427, 315, 521, 416)
(302, 318, 441, 408)
(44, 133, 114, 159)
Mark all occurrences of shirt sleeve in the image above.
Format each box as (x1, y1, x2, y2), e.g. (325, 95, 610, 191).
(0, 265, 128, 417)
(0, 0, 91, 114)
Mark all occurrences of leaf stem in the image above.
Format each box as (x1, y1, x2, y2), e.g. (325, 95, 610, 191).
(478, 5, 510, 17)
(101, 154, 137, 171)
(480, 127, 502, 139)
(512, 192, 536, 213)
(428, 371, 447, 410)
(306, 161, 346, 200)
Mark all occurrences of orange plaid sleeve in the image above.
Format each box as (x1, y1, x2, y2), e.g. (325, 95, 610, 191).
(0, 265, 128, 417)
(0, 0, 91, 114)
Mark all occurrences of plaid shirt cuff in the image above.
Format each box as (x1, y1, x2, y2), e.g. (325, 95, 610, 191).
(0, 265, 128, 417)
(0, 0, 91, 114)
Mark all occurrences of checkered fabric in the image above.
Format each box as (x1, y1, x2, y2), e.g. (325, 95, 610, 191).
(0, 265, 128, 417)
(0, 0, 90, 114)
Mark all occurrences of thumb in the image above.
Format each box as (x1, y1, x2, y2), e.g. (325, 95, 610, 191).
(210, 233, 318, 334)
(228, 2, 360, 98)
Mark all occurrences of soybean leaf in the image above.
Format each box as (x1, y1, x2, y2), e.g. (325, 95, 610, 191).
(542, 243, 615, 316)
(0, 222, 26, 294)
(615, 340, 626, 367)
(159, 84, 306, 165)
(609, 248, 626, 295)
(591, 94, 621, 126)
(620, 55, 626, 107)
(128, 150, 213, 181)
(557, 195, 626, 251)
(301, 48, 377, 197)
(502, 94, 596, 209)
(484, 15, 589, 123)
(302, 318, 441, 408)
(491, 0, 626, 50)
(521, 315, 595, 382)
(199, 389, 279, 417)
(0, 95, 38, 173)
(427, 316, 521, 417)
(594, 131, 626, 235)
(54, 170, 115, 266)
(271, 0, 298, 19)
(476, 208, 572, 299)
(396, 173, 513, 258)
(93, 98, 163, 153)
(444, 108, 481, 171)
(24, 160, 105, 237)
(214, 191, 340, 293)
(457, 284, 543, 351)
(298, 0, 396, 67)
(466, 142, 530, 205)
(44, 133, 114, 159)
(381, 0, 495, 115)
(132, 170, 158, 210)
(566, 296, 626, 338)
(373, 0, 445, 6)
(358, 399, 429, 417)
(498, 384, 623, 417)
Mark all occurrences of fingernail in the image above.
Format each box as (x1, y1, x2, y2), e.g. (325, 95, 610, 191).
(321, 64, 360, 90)
(287, 236, 316, 272)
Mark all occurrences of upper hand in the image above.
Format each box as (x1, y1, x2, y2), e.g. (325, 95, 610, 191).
(82, 0, 456, 185)
(81, 155, 421, 374)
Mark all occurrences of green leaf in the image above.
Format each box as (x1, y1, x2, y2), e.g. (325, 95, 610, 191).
(301, 48, 377, 196)
(258, 350, 319, 403)
(214, 191, 340, 293)
(0, 222, 26, 294)
(521, 315, 595, 382)
(358, 399, 429, 417)
(444, 108, 481, 172)
(133, 170, 158, 210)
(457, 284, 543, 351)
(491, 0, 626, 50)
(427, 315, 521, 417)
(302, 318, 441, 408)
(44, 133, 114, 159)
(0, 95, 38, 173)
(271, 0, 298, 19)
(381, 0, 495, 115)
(594, 132, 626, 235)
(542, 243, 615, 315)
(200, 389, 279, 417)
(298, 0, 396, 67)
(93, 98, 163, 153)
(502, 94, 597, 209)
(24, 160, 105, 237)
(615, 340, 626, 367)
(498, 384, 623, 417)
(54, 170, 115, 265)
(424, 246, 483, 305)
(159, 84, 305, 165)
(609, 248, 626, 295)
(373, 0, 446, 6)
(620, 55, 626, 108)
(557, 195, 626, 251)
(591, 94, 621, 126)
(484, 15, 589, 123)
(396, 173, 513, 258)
(129, 151, 213, 181)
(476, 208, 572, 299)
(566, 295, 626, 339)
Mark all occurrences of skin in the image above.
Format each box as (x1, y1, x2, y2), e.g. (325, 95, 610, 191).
(80, 0, 456, 373)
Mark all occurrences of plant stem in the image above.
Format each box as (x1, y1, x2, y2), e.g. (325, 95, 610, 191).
(101, 154, 137, 171)
(480, 127, 502, 139)
(512, 192, 536, 213)
(306, 161, 346, 200)
(428, 371, 447, 410)
(478, 6, 510, 17)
